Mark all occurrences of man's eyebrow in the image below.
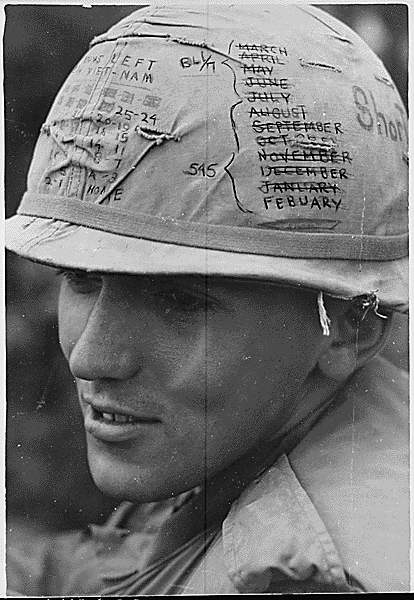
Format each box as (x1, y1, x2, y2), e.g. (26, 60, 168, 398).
(53, 267, 107, 281)
(54, 267, 104, 275)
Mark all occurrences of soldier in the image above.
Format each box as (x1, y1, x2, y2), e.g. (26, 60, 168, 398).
(6, 4, 408, 594)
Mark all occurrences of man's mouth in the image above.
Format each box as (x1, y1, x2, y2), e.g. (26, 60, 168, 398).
(94, 409, 148, 424)
(83, 402, 162, 442)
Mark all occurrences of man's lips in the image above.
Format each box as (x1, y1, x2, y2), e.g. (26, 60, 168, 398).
(82, 400, 162, 442)
(82, 396, 161, 421)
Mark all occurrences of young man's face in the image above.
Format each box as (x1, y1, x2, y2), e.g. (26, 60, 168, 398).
(58, 272, 326, 502)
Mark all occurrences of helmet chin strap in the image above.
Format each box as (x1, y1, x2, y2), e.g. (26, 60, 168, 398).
(317, 291, 331, 337)
(317, 290, 389, 338)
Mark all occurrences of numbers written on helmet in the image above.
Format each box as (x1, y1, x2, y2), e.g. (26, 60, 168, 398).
(183, 163, 218, 178)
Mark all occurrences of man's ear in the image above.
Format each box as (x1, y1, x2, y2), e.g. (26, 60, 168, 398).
(317, 302, 393, 381)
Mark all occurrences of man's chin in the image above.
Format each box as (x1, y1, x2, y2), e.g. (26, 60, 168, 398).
(86, 447, 197, 504)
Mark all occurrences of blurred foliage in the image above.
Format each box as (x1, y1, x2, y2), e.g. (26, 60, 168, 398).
(5, 5, 408, 533)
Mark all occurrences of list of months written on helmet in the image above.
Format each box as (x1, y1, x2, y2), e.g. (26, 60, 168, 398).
(235, 42, 353, 229)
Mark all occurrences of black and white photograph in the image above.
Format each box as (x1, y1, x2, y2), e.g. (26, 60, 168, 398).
(4, 2, 409, 595)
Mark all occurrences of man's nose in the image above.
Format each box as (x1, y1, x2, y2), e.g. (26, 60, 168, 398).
(68, 285, 144, 381)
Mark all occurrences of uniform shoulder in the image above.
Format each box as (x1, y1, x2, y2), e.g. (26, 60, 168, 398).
(289, 357, 409, 592)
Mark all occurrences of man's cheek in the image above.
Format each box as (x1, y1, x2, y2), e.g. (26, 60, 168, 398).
(58, 300, 84, 360)
(168, 340, 245, 409)
(58, 318, 73, 361)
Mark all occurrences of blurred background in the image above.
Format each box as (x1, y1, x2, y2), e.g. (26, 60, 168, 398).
(5, 4, 409, 534)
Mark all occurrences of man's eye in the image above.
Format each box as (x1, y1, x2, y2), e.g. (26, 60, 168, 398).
(57, 269, 102, 294)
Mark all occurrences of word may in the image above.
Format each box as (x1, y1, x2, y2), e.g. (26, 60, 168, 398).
(242, 65, 275, 76)
(263, 195, 342, 211)
(353, 85, 407, 144)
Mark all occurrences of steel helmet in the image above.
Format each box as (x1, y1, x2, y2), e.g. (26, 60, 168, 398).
(5, 4, 408, 312)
